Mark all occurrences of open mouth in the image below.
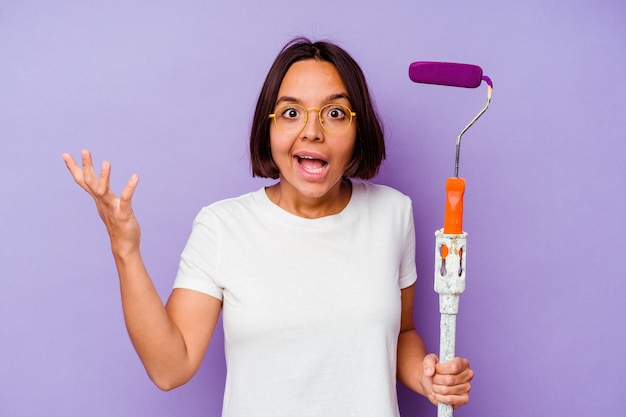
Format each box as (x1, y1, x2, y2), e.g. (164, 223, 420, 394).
(296, 155, 329, 174)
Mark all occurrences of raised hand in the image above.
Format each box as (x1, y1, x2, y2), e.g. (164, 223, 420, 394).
(62, 149, 141, 256)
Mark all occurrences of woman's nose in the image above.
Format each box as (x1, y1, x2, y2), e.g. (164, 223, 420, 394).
(300, 109, 325, 141)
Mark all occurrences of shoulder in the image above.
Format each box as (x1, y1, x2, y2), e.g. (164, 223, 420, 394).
(352, 180, 413, 208)
(193, 188, 265, 225)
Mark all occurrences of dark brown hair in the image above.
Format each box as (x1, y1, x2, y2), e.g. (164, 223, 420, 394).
(250, 37, 385, 179)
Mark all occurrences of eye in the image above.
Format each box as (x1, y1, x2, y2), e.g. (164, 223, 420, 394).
(324, 105, 347, 120)
(280, 106, 302, 120)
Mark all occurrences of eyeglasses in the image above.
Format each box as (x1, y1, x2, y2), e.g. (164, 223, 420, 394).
(269, 103, 356, 135)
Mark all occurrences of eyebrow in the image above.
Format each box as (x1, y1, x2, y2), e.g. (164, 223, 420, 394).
(274, 93, 352, 107)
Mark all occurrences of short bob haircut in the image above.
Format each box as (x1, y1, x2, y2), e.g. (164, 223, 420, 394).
(250, 37, 385, 179)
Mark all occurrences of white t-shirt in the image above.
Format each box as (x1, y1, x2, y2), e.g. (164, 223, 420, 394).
(174, 180, 417, 417)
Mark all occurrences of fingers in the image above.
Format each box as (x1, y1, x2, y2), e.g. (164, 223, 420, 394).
(61, 149, 105, 193)
(433, 358, 473, 388)
(80, 149, 98, 187)
(81, 150, 113, 198)
(119, 174, 139, 212)
(63, 151, 140, 219)
(95, 160, 112, 196)
(62, 152, 86, 187)
(431, 357, 473, 408)
(436, 356, 471, 376)
(63, 150, 142, 250)
(62, 150, 117, 198)
(431, 382, 471, 409)
(423, 353, 439, 377)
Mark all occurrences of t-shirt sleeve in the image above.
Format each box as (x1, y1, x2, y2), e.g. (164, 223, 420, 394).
(172, 208, 223, 300)
(399, 199, 418, 289)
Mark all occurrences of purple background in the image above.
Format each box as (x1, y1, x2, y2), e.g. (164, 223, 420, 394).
(1, 1, 625, 416)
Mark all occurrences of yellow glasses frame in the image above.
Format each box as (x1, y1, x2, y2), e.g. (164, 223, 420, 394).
(269, 103, 357, 135)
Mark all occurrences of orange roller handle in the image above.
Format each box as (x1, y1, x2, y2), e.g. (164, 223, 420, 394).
(443, 177, 466, 234)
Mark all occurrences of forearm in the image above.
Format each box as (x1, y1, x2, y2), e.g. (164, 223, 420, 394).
(113, 249, 193, 390)
(397, 328, 428, 396)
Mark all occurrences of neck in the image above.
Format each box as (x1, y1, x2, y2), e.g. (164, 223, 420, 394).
(266, 178, 352, 219)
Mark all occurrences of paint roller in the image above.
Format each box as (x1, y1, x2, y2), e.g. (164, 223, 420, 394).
(409, 61, 492, 234)
(409, 61, 493, 417)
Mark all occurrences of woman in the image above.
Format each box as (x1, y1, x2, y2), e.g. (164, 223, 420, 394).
(62, 37, 472, 416)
